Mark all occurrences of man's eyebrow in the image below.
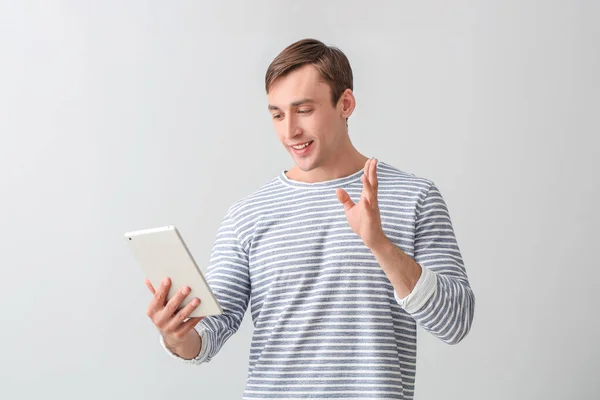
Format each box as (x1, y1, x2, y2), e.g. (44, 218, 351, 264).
(291, 98, 315, 106)
(268, 98, 316, 111)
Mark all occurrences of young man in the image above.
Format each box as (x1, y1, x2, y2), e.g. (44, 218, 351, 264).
(145, 38, 475, 399)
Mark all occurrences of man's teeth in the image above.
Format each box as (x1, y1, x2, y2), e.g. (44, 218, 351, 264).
(293, 142, 311, 149)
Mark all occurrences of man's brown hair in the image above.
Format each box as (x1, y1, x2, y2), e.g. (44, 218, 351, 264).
(265, 38, 354, 107)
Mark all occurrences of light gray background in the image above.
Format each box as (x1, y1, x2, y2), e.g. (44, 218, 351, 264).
(1, 1, 598, 399)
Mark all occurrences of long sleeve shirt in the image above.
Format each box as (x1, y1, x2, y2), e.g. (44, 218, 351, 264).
(161, 160, 475, 400)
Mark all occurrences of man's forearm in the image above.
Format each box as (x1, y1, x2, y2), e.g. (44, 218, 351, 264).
(163, 329, 202, 360)
(369, 238, 422, 299)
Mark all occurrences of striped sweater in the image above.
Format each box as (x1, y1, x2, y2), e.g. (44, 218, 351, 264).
(161, 161, 475, 399)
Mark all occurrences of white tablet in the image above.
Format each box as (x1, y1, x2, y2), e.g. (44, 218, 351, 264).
(124, 225, 223, 318)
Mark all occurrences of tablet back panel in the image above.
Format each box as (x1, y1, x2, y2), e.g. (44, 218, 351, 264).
(125, 225, 223, 318)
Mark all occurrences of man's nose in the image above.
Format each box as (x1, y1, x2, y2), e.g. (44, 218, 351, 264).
(284, 115, 301, 140)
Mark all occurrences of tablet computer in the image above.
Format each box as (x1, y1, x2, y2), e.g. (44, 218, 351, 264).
(124, 225, 223, 318)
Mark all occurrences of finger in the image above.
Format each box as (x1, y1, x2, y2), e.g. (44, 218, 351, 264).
(370, 158, 378, 190)
(361, 174, 374, 204)
(147, 277, 171, 320)
(173, 316, 204, 339)
(166, 297, 201, 332)
(148, 277, 170, 315)
(154, 277, 171, 307)
(145, 279, 156, 295)
(154, 285, 190, 328)
(369, 158, 378, 204)
(363, 158, 371, 181)
(366, 158, 376, 187)
(163, 286, 192, 318)
(336, 188, 355, 211)
(360, 159, 371, 202)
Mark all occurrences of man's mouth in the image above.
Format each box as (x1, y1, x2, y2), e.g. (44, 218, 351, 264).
(291, 141, 313, 150)
(290, 140, 314, 156)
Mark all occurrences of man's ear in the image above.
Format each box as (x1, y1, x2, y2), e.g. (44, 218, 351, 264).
(339, 88, 356, 120)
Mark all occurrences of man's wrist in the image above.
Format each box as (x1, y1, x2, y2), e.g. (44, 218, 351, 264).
(163, 334, 183, 354)
(162, 329, 201, 359)
(368, 236, 395, 258)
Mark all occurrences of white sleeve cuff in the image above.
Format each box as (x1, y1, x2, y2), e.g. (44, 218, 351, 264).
(394, 264, 437, 314)
(159, 325, 209, 364)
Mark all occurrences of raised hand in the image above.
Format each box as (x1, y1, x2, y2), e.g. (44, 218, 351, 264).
(336, 158, 387, 250)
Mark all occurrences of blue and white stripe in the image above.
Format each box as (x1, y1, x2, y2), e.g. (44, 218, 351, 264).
(162, 161, 475, 400)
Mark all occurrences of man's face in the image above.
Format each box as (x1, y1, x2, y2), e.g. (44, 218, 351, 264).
(267, 64, 349, 172)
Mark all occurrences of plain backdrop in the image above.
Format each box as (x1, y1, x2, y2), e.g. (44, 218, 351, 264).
(1, 1, 599, 399)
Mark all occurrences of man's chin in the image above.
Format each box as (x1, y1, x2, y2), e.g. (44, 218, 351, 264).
(293, 158, 318, 172)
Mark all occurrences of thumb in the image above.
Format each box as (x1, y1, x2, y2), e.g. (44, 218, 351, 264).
(336, 188, 355, 211)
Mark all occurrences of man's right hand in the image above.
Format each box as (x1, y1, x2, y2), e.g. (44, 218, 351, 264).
(145, 277, 204, 355)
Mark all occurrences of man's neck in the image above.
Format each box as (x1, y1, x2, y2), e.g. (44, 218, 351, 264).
(286, 147, 370, 184)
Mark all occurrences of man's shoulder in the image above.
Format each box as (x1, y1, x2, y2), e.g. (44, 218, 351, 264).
(377, 160, 435, 192)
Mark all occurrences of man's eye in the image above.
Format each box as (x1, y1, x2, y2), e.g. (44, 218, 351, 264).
(272, 114, 282, 120)
(298, 109, 312, 114)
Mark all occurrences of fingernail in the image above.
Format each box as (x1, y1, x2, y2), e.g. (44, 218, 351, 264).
(163, 277, 169, 284)
(182, 287, 190, 295)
